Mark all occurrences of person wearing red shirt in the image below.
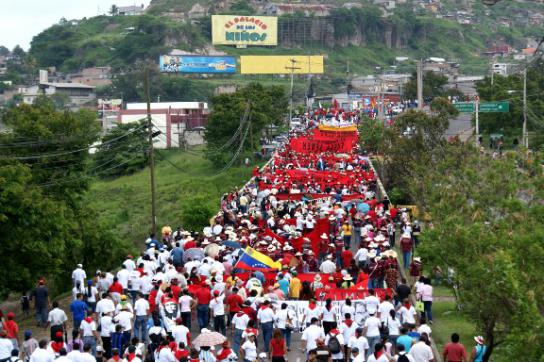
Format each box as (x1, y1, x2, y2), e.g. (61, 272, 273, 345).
(443, 333, 468, 362)
(400, 232, 413, 268)
(341, 248, 353, 269)
(148, 284, 159, 313)
(269, 328, 287, 362)
(195, 283, 212, 330)
(241, 301, 257, 322)
(226, 288, 244, 324)
(183, 239, 196, 250)
(4, 312, 19, 347)
(170, 280, 182, 301)
(216, 341, 234, 362)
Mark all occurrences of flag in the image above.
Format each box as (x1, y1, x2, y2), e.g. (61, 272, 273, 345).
(235, 247, 282, 271)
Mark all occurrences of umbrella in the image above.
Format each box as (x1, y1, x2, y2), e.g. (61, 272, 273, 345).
(223, 240, 241, 249)
(204, 243, 220, 258)
(357, 203, 370, 214)
(183, 248, 205, 262)
(192, 330, 227, 348)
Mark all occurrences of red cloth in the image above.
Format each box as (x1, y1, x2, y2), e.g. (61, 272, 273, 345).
(109, 282, 123, 294)
(270, 338, 286, 357)
(195, 288, 212, 305)
(226, 293, 244, 313)
(341, 249, 353, 268)
(443, 342, 467, 362)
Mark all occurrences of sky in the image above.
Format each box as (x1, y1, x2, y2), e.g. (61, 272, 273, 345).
(0, 0, 152, 50)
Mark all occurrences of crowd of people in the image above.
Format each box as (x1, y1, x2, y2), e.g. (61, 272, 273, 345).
(0, 120, 487, 362)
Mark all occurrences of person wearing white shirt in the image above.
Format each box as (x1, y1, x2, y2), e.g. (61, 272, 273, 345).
(364, 291, 380, 315)
(122, 257, 136, 272)
(408, 336, 434, 362)
(79, 345, 95, 362)
(66, 347, 82, 362)
(231, 311, 249, 354)
(139, 275, 152, 297)
(113, 309, 134, 333)
(417, 320, 432, 337)
(378, 296, 395, 323)
(99, 313, 114, 355)
(274, 303, 295, 351)
(355, 247, 369, 268)
(319, 256, 337, 274)
(399, 303, 417, 326)
(197, 260, 212, 279)
(157, 343, 177, 362)
(385, 310, 402, 346)
(171, 320, 191, 346)
(363, 312, 381, 360)
(46, 302, 68, 341)
(133, 294, 150, 342)
(72, 265, 86, 288)
(339, 315, 357, 350)
(240, 334, 257, 362)
(55, 348, 72, 362)
(301, 318, 325, 354)
(325, 330, 345, 362)
(367, 342, 389, 362)
(393, 345, 416, 362)
(79, 317, 99, 355)
(209, 292, 226, 335)
(0, 333, 14, 361)
(95, 295, 115, 317)
(116, 267, 130, 290)
(302, 301, 322, 327)
(29, 340, 54, 362)
(348, 329, 369, 361)
(256, 301, 275, 353)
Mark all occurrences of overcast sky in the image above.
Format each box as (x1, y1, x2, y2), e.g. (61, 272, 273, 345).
(1, 0, 151, 50)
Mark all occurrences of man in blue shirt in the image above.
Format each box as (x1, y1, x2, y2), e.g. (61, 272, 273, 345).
(277, 274, 289, 297)
(70, 293, 88, 332)
(396, 327, 414, 353)
(171, 242, 184, 268)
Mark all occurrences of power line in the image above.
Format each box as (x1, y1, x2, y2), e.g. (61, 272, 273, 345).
(0, 122, 147, 160)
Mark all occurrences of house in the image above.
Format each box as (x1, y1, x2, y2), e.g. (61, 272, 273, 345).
(483, 45, 512, 57)
(374, 0, 396, 10)
(498, 17, 512, 27)
(19, 82, 96, 108)
(118, 4, 145, 16)
(118, 102, 209, 149)
(263, 3, 331, 17)
(70, 67, 112, 87)
(492, 63, 515, 76)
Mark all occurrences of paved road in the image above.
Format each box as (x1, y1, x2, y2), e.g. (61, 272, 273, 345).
(446, 114, 474, 142)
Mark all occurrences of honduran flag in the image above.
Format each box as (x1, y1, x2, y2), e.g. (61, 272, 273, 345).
(235, 246, 282, 271)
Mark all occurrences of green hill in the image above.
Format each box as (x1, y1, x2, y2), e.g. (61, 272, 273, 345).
(23, 0, 544, 100)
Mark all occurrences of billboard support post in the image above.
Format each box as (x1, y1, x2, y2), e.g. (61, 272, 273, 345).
(286, 58, 301, 124)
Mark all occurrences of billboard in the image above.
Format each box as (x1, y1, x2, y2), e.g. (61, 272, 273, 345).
(240, 55, 324, 74)
(159, 55, 237, 74)
(212, 15, 278, 46)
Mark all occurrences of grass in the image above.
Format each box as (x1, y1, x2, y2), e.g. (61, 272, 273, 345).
(87, 147, 256, 246)
(431, 299, 477, 355)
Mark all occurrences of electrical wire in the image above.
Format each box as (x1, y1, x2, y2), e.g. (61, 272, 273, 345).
(0, 122, 147, 160)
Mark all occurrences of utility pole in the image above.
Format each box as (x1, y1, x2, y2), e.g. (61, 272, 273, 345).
(286, 58, 301, 125)
(475, 98, 480, 147)
(417, 59, 423, 110)
(523, 66, 528, 148)
(144, 67, 157, 236)
(346, 60, 351, 98)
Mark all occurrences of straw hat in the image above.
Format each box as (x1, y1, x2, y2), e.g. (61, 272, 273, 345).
(413, 257, 422, 262)
(320, 233, 328, 239)
(314, 274, 322, 281)
(474, 336, 485, 345)
(343, 274, 353, 281)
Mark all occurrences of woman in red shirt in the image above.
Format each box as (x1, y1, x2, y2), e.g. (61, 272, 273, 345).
(269, 328, 286, 362)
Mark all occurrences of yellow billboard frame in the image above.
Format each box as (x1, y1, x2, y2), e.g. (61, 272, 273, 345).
(212, 15, 278, 46)
(240, 55, 324, 74)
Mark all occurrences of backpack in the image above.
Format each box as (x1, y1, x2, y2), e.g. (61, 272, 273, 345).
(397, 354, 410, 362)
(327, 335, 341, 354)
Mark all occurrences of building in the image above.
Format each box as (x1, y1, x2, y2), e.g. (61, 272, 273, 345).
(19, 82, 96, 108)
(118, 4, 145, 16)
(483, 45, 512, 57)
(70, 67, 112, 87)
(263, 3, 331, 16)
(491, 63, 515, 76)
(118, 102, 209, 149)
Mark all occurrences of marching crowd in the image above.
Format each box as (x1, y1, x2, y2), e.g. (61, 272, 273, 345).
(0, 122, 487, 362)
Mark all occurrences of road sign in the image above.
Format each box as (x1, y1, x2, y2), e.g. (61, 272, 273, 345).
(479, 101, 509, 113)
(453, 102, 475, 113)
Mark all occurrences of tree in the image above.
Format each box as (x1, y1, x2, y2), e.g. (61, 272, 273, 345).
(358, 116, 387, 154)
(228, 0, 254, 15)
(0, 102, 135, 297)
(205, 83, 288, 167)
(109, 4, 119, 15)
(93, 121, 149, 178)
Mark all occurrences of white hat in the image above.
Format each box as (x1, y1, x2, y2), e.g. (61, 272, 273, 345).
(414, 257, 422, 262)
(321, 233, 328, 239)
(326, 254, 333, 259)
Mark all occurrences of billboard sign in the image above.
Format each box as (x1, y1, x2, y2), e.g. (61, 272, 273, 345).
(212, 15, 278, 46)
(159, 55, 237, 74)
(240, 55, 324, 74)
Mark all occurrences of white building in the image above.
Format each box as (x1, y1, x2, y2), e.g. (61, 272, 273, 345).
(492, 63, 515, 76)
(118, 102, 209, 149)
(19, 82, 96, 108)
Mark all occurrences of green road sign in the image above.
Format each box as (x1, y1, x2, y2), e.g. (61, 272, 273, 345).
(479, 101, 509, 113)
(453, 102, 475, 113)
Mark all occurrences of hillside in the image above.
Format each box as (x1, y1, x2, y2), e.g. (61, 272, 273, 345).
(20, 0, 544, 100)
